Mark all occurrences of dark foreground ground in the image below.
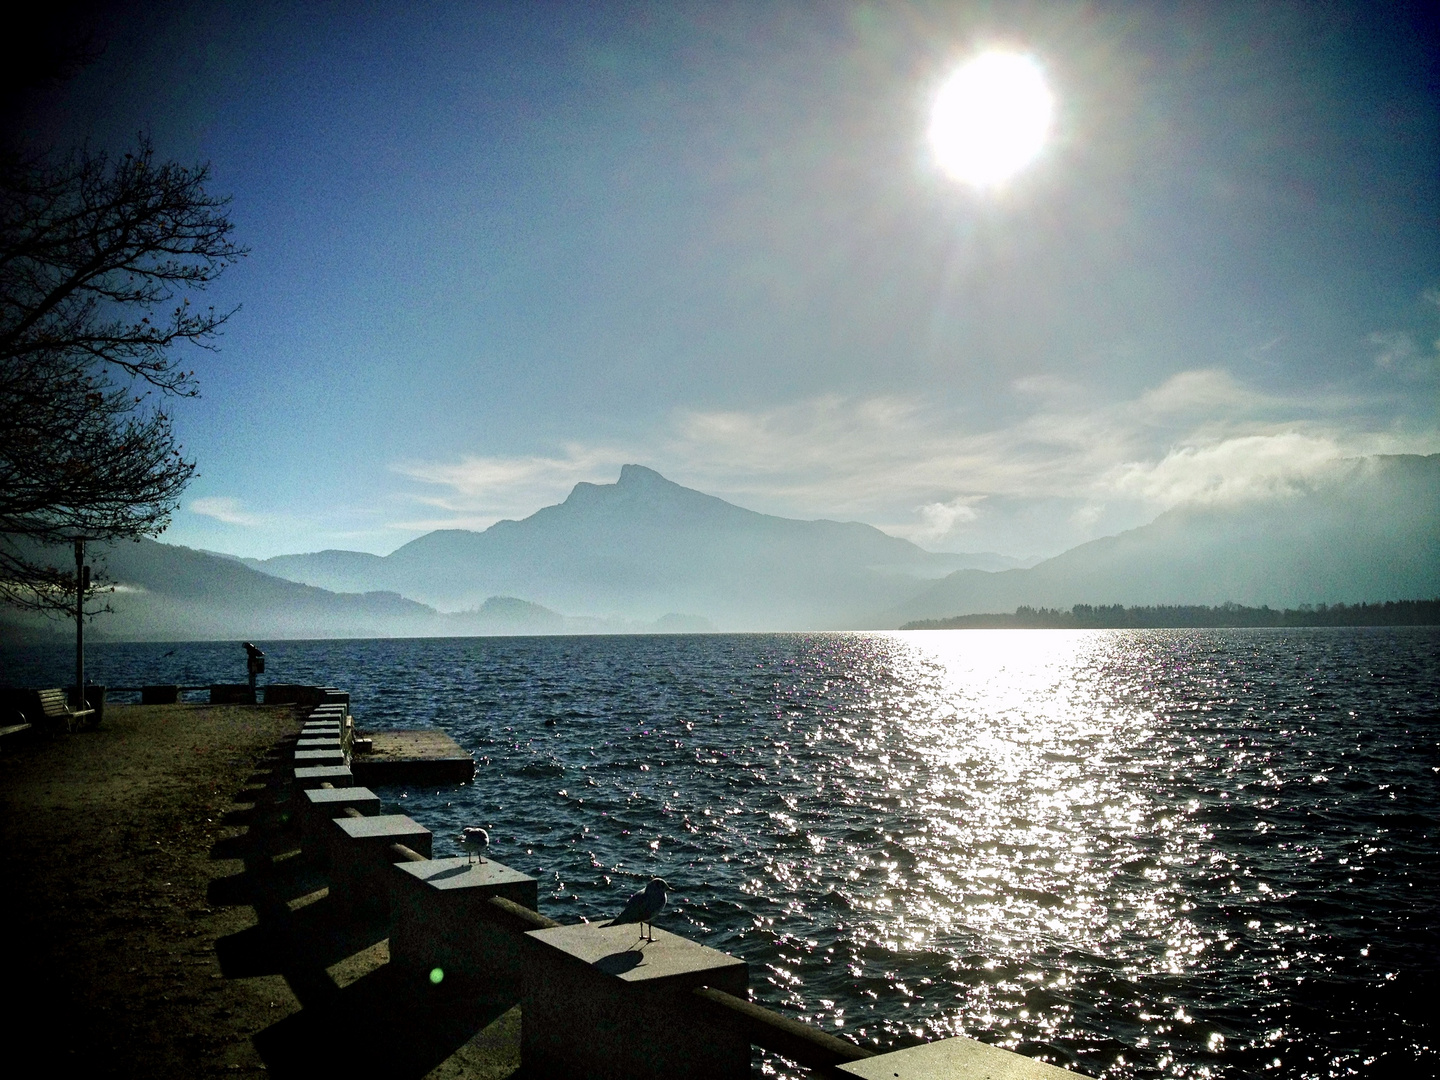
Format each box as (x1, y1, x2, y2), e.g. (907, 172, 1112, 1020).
(0, 704, 520, 1078)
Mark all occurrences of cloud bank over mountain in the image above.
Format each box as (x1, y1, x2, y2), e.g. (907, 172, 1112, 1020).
(5, 456, 1433, 642)
(374, 368, 1440, 564)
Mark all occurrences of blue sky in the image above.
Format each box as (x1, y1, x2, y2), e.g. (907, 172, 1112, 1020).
(19, 1, 1440, 558)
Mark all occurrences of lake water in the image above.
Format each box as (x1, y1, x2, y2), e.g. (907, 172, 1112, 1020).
(4, 628, 1437, 1078)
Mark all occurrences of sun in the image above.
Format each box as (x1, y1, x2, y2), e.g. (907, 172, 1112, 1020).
(929, 51, 1054, 188)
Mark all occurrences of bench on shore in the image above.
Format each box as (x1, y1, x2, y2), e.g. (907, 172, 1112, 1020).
(0, 720, 33, 752)
(27, 688, 97, 734)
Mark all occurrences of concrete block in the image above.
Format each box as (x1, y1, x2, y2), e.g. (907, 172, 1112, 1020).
(301, 785, 381, 860)
(328, 814, 432, 917)
(522, 922, 749, 1080)
(210, 684, 254, 705)
(297, 736, 342, 750)
(390, 857, 539, 982)
(293, 765, 353, 789)
(837, 1036, 1077, 1080)
(295, 747, 346, 766)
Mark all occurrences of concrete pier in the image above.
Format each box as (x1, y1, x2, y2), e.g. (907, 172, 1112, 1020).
(350, 728, 475, 785)
(838, 1035, 1078, 1080)
(390, 856, 539, 983)
(299, 785, 381, 861)
(522, 922, 750, 1080)
(327, 813, 432, 916)
(294, 747, 346, 766)
(293, 764, 353, 789)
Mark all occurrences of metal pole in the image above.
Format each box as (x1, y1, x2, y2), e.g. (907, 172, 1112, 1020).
(74, 538, 85, 707)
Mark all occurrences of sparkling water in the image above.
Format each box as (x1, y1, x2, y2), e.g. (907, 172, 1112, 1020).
(5, 628, 1437, 1077)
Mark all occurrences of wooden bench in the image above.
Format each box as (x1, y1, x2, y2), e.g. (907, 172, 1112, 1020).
(30, 688, 96, 733)
(0, 720, 33, 753)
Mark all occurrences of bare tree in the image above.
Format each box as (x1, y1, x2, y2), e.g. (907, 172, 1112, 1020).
(0, 137, 245, 613)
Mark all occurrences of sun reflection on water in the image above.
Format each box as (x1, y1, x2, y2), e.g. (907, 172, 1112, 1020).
(32, 629, 1437, 1077)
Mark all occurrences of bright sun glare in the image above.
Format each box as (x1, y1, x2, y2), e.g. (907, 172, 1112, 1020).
(929, 51, 1054, 187)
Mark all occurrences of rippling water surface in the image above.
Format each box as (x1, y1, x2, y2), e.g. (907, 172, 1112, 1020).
(5, 628, 1437, 1077)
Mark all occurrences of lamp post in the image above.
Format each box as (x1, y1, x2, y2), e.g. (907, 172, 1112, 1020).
(74, 538, 90, 708)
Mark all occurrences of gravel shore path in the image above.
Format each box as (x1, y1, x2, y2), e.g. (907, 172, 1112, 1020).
(0, 703, 305, 1076)
(0, 702, 522, 1079)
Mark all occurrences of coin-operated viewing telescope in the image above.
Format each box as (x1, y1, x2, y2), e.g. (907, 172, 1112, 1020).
(242, 641, 265, 693)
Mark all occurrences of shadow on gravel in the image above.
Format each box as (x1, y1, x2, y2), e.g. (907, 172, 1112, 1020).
(253, 967, 520, 1078)
(211, 735, 522, 1078)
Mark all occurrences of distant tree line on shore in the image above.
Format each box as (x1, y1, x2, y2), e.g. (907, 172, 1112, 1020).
(901, 599, 1440, 630)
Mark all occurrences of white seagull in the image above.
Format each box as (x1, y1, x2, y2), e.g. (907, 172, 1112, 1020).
(460, 826, 489, 864)
(606, 878, 670, 942)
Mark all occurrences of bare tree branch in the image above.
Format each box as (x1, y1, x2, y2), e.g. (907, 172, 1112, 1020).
(0, 136, 244, 615)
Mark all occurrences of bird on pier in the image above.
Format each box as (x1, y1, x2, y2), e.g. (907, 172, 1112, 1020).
(606, 878, 670, 942)
(460, 826, 489, 864)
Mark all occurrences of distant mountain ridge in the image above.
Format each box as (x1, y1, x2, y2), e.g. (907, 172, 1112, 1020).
(0, 537, 690, 642)
(4, 456, 1435, 641)
(887, 453, 1440, 624)
(244, 464, 1001, 627)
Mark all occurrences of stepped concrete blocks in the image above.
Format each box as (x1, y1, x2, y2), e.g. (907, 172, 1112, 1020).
(295, 747, 346, 766)
(522, 922, 749, 1080)
(300, 785, 381, 861)
(328, 813, 432, 917)
(837, 1035, 1078, 1080)
(293, 764, 353, 789)
(390, 857, 539, 983)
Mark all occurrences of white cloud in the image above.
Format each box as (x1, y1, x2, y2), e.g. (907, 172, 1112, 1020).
(1369, 328, 1438, 380)
(388, 368, 1440, 557)
(915, 496, 985, 542)
(190, 496, 267, 527)
(1134, 368, 1264, 415)
(1103, 432, 1351, 507)
(1370, 330, 1418, 372)
(390, 444, 625, 528)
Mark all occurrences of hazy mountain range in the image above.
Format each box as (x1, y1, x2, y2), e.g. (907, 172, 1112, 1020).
(887, 452, 1440, 624)
(3, 456, 1435, 641)
(230, 465, 1016, 626)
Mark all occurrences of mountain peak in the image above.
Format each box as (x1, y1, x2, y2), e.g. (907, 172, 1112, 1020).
(618, 463, 669, 486)
(564, 464, 688, 507)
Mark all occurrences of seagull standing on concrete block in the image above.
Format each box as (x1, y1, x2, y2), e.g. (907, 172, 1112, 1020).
(607, 878, 670, 942)
(461, 827, 489, 864)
